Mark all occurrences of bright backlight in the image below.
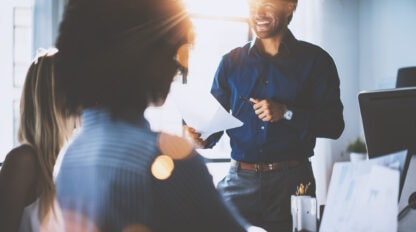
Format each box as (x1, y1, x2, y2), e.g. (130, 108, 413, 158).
(183, 0, 249, 18)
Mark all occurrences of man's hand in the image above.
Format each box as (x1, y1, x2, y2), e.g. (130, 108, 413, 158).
(183, 125, 208, 148)
(250, 98, 286, 122)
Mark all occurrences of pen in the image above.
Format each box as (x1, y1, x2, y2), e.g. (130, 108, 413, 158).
(296, 182, 311, 196)
(239, 96, 254, 105)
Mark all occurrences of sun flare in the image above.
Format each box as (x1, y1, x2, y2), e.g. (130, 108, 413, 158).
(183, 0, 249, 18)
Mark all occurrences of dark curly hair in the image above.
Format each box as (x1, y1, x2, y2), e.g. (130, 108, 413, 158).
(55, 0, 193, 117)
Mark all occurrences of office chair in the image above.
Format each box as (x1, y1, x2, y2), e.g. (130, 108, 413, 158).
(396, 66, 416, 88)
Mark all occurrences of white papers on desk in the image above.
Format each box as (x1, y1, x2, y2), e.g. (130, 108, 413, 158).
(169, 84, 243, 140)
(320, 150, 407, 232)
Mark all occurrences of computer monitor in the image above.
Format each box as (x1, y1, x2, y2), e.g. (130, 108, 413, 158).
(358, 87, 416, 159)
(359, 87, 416, 198)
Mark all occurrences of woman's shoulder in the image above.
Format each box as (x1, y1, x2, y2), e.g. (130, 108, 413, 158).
(2, 144, 37, 171)
(0, 144, 39, 202)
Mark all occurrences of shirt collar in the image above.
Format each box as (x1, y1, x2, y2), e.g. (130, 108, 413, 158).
(248, 29, 297, 56)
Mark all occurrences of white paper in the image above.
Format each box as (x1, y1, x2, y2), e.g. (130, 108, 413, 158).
(320, 150, 407, 232)
(169, 83, 243, 140)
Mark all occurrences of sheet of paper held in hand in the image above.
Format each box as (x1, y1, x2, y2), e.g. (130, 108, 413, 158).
(319, 150, 407, 232)
(169, 83, 243, 140)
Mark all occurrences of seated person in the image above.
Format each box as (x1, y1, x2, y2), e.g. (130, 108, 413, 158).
(0, 50, 77, 231)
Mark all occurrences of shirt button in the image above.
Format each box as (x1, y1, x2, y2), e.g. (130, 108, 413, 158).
(264, 80, 269, 85)
(261, 126, 265, 130)
(259, 149, 263, 153)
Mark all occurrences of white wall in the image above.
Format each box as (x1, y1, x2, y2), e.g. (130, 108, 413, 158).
(359, 0, 416, 91)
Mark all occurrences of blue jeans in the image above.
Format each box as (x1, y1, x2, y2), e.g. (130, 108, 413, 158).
(217, 160, 316, 232)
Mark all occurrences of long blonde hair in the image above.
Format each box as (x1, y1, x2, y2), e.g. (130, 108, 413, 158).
(18, 50, 67, 222)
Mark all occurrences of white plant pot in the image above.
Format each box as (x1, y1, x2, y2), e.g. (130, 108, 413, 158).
(349, 152, 368, 162)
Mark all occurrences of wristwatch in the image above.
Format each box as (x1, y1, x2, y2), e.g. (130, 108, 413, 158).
(283, 109, 293, 120)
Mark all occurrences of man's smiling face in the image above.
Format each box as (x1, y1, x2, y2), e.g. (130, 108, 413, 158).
(248, 0, 295, 39)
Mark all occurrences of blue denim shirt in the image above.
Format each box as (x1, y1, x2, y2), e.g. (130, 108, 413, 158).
(206, 30, 344, 162)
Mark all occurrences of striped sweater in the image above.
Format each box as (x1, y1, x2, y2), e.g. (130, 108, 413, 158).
(56, 109, 247, 232)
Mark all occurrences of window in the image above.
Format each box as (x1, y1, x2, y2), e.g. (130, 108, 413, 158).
(0, 0, 33, 162)
(13, 6, 33, 145)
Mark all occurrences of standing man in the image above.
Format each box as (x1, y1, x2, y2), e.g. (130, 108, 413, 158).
(184, 0, 344, 231)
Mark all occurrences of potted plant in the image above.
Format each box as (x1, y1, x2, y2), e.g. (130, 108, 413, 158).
(347, 137, 368, 162)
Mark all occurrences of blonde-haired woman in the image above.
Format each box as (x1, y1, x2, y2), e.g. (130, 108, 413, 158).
(0, 49, 76, 231)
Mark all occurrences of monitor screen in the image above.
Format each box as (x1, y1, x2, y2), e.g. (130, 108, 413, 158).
(358, 87, 416, 158)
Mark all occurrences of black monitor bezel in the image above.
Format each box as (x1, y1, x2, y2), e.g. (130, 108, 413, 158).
(358, 87, 416, 158)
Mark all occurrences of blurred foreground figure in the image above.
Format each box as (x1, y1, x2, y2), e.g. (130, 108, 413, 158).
(54, 0, 257, 231)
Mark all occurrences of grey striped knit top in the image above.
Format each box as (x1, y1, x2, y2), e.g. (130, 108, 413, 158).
(56, 109, 247, 232)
